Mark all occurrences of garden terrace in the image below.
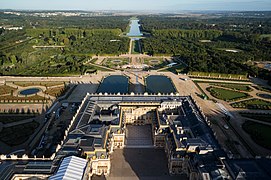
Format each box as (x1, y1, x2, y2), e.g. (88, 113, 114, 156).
(206, 87, 250, 102)
(210, 83, 252, 92)
(231, 98, 271, 110)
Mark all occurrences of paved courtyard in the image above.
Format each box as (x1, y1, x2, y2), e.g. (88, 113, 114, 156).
(125, 125, 153, 147)
(106, 148, 185, 180)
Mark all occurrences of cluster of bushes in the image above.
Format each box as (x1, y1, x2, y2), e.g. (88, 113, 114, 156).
(231, 98, 271, 110)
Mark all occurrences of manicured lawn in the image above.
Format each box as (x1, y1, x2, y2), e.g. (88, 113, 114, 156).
(0, 121, 39, 146)
(231, 98, 271, 110)
(0, 85, 16, 95)
(210, 83, 252, 92)
(240, 113, 271, 123)
(207, 87, 250, 101)
(242, 121, 271, 149)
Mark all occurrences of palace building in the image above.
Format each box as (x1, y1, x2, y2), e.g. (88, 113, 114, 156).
(3, 93, 271, 179)
(55, 93, 226, 179)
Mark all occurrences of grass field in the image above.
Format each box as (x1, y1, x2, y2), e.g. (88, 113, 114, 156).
(0, 85, 16, 95)
(0, 115, 36, 124)
(242, 121, 271, 149)
(0, 121, 39, 146)
(231, 98, 271, 110)
(207, 87, 250, 101)
(240, 113, 271, 123)
(210, 83, 252, 92)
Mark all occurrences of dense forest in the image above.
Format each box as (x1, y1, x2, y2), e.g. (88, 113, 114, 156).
(25, 28, 129, 55)
(139, 15, 271, 35)
(140, 15, 271, 78)
(0, 28, 129, 75)
(0, 13, 130, 31)
(0, 12, 271, 78)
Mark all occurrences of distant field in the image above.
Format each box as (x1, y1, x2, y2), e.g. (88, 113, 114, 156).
(207, 87, 250, 101)
(242, 121, 271, 149)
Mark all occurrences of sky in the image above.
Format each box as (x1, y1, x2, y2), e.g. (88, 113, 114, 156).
(1, 0, 271, 11)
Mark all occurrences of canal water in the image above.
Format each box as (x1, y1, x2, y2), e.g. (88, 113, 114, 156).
(145, 75, 176, 94)
(97, 75, 129, 94)
(127, 19, 143, 37)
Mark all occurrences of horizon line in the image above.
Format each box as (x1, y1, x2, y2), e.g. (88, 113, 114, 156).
(1, 9, 271, 12)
